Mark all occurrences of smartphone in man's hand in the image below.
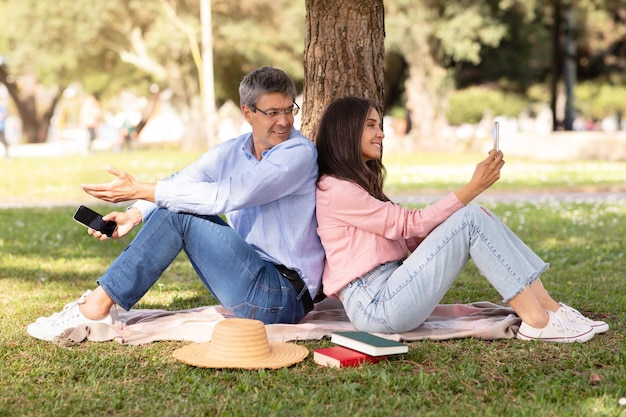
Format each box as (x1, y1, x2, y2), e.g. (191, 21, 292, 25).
(73, 205, 117, 237)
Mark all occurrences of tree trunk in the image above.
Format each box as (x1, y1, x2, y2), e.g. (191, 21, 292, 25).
(40, 93, 62, 142)
(134, 89, 162, 135)
(302, 0, 385, 140)
(403, 50, 449, 149)
(550, 0, 563, 131)
(563, 4, 577, 131)
(0, 66, 60, 144)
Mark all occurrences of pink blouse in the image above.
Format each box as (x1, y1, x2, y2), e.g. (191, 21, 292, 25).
(316, 175, 464, 296)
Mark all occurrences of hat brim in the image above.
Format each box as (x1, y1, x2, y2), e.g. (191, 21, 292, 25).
(173, 341, 309, 369)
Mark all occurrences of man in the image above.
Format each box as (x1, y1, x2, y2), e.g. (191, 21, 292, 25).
(80, 94, 101, 151)
(28, 67, 325, 341)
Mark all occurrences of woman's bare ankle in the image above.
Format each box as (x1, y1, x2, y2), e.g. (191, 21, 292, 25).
(522, 311, 550, 329)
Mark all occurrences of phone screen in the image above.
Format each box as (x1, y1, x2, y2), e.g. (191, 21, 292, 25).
(493, 121, 500, 152)
(73, 205, 117, 237)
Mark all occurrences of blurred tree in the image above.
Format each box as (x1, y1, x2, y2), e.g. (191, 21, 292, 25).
(568, 0, 626, 126)
(212, 0, 306, 100)
(454, 5, 548, 92)
(577, 0, 626, 82)
(301, 0, 385, 139)
(0, 0, 306, 147)
(1, 0, 624, 147)
(1, 1, 103, 143)
(0, 1, 157, 143)
(385, 0, 518, 146)
(444, 0, 626, 130)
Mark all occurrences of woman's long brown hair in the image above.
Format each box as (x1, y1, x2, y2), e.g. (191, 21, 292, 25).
(315, 96, 389, 202)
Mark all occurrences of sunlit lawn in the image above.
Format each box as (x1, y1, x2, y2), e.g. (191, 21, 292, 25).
(2, 149, 626, 207)
(1, 149, 625, 417)
(384, 152, 626, 194)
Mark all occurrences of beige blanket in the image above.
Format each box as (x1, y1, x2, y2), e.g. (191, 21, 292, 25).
(53, 298, 521, 347)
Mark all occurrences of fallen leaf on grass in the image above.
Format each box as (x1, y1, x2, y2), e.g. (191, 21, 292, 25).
(589, 373, 602, 384)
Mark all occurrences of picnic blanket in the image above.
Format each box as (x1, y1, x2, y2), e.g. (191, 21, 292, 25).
(52, 297, 521, 347)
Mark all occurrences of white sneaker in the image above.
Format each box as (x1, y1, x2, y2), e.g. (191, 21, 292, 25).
(517, 311, 594, 343)
(555, 303, 609, 334)
(27, 290, 118, 341)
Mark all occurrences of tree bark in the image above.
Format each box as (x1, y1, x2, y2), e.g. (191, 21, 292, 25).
(302, 0, 385, 140)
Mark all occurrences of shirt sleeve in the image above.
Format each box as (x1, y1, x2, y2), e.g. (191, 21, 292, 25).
(154, 135, 318, 215)
(320, 177, 464, 240)
(129, 199, 157, 222)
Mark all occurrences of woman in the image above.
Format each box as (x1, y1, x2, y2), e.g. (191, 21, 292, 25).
(315, 96, 608, 343)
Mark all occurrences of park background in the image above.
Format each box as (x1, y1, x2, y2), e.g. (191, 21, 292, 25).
(1, 1, 625, 416)
(0, 0, 625, 159)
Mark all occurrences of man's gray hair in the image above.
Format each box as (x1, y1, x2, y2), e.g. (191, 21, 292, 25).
(239, 67, 297, 107)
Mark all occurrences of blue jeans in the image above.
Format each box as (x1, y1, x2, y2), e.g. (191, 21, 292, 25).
(339, 205, 548, 333)
(98, 208, 304, 324)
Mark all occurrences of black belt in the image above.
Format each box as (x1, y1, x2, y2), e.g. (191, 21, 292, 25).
(275, 264, 314, 315)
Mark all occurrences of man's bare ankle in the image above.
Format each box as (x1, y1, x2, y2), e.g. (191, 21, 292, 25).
(78, 303, 110, 320)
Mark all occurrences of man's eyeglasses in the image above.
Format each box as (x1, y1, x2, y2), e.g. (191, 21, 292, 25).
(251, 102, 300, 118)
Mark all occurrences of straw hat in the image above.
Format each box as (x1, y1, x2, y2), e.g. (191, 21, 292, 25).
(172, 318, 309, 369)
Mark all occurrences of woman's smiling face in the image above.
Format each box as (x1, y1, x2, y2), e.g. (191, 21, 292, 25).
(360, 107, 384, 162)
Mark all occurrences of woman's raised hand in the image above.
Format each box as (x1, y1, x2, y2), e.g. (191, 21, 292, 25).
(454, 150, 505, 205)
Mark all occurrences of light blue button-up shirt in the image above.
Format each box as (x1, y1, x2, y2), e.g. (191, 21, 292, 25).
(131, 129, 324, 296)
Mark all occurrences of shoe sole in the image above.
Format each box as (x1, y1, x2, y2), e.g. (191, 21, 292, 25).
(591, 323, 609, 334)
(26, 323, 56, 342)
(27, 314, 115, 342)
(517, 328, 595, 343)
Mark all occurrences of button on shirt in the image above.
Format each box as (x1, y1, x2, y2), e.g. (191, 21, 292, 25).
(131, 129, 325, 296)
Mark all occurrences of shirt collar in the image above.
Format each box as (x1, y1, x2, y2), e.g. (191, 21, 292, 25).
(242, 134, 257, 161)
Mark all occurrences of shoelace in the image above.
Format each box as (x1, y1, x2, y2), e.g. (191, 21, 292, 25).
(40, 292, 89, 324)
(560, 304, 592, 324)
(550, 312, 582, 333)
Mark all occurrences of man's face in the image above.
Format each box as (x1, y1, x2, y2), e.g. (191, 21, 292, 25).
(242, 92, 295, 159)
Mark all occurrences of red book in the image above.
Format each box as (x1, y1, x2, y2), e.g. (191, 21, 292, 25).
(313, 346, 387, 368)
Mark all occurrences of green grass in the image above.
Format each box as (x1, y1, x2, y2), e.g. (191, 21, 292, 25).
(0, 150, 201, 207)
(384, 152, 626, 194)
(1, 151, 625, 417)
(2, 150, 626, 206)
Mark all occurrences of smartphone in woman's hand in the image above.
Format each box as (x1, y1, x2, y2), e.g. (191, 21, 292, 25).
(493, 121, 499, 152)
